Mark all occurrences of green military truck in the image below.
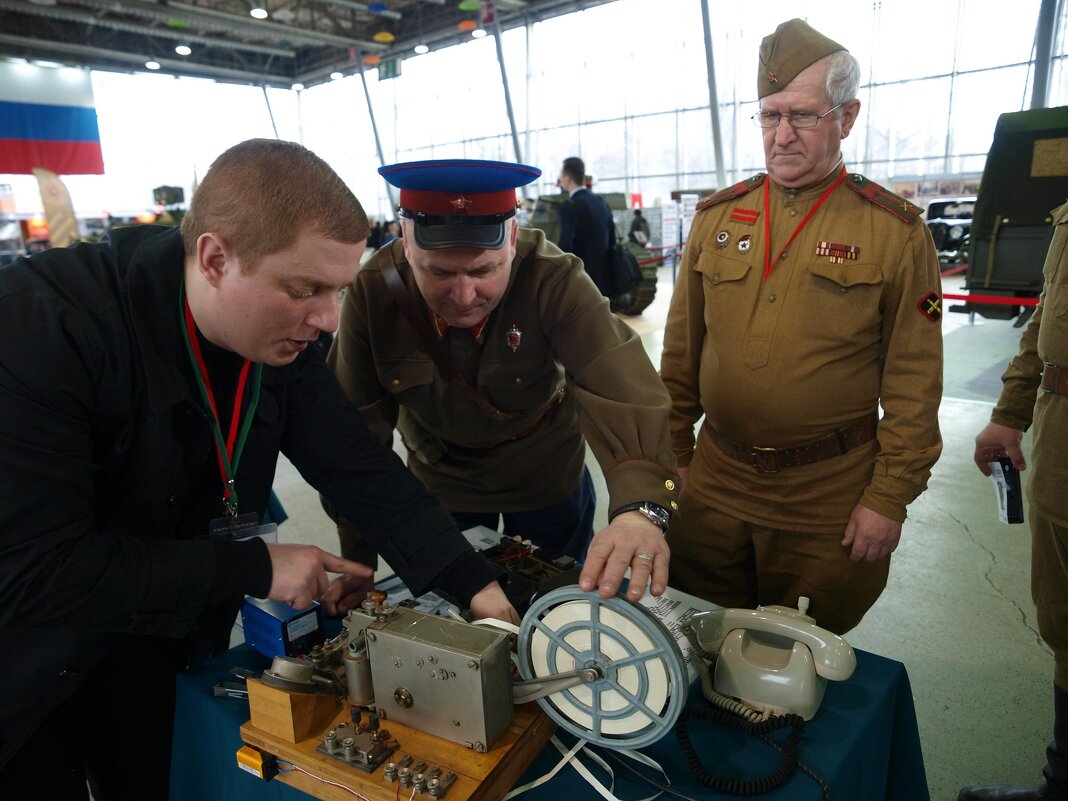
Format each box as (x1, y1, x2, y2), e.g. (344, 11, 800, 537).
(950, 106, 1068, 325)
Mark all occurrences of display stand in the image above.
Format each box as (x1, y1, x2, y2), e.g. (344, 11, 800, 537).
(239, 698, 554, 801)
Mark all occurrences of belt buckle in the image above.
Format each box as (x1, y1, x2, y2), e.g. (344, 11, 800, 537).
(1043, 363, 1061, 394)
(752, 445, 780, 473)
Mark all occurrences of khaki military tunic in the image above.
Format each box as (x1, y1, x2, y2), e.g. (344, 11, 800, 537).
(989, 203, 1068, 683)
(661, 165, 943, 532)
(330, 228, 678, 517)
(992, 202, 1068, 526)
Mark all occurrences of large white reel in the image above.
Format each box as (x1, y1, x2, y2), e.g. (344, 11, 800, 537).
(516, 587, 687, 749)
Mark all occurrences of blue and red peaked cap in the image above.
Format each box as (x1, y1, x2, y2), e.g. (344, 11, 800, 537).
(379, 159, 541, 250)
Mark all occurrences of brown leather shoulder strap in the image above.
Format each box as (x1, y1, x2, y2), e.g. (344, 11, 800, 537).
(378, 245, 519, 422)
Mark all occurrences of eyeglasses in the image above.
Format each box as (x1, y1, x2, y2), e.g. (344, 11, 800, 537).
(751, 102, 844, 129)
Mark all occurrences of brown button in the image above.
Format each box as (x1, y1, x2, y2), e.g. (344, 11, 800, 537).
(665, 479, 675, 491)
(711, 274, 720, 284)
(670, 501, 679, 510)
(839, 286, 848, 293)
(789, 208, 798, 217)
(768, 294, 777, 303)
(391, 378, 401, 387)
(515, 377, 523, 384)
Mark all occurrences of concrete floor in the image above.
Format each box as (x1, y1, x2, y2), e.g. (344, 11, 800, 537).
(268, 267, 1053, 801)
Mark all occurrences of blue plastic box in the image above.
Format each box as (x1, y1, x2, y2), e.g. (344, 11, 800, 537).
(240, 597, 325, 659)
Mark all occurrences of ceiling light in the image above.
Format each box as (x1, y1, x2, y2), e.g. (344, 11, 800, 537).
(363, 54, 381, 65)
(32, 59, 64, 68)
(372, 31, 395, 43)
(458, 0, 480, 10)
(145, 61, 161, 70)
(458, 19, 477, 31)
(330, 71, 344, 80)
(291, 82, 304, 91)
(471, 28, 487, 38)
(174, 44, 192, 56)
(413, 44, 429, 55)
(249, 7, 269, 19)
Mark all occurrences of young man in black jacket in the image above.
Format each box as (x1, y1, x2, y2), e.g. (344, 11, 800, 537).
(0, 139, 515, 800)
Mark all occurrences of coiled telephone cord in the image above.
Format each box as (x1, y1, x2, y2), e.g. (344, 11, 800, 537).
(675, 704, 805, 796)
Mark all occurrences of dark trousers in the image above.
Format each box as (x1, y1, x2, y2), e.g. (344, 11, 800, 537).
(0, 634, 188, 801)
(450, 467, 596, 562)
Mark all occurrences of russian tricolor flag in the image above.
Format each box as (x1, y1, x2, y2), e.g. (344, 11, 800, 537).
(0, 61, 104, 175)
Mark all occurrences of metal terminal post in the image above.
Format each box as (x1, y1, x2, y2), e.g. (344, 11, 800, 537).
(428, 771, 457, 798)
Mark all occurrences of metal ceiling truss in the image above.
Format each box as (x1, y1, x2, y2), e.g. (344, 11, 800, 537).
(0, 0, 613, 88)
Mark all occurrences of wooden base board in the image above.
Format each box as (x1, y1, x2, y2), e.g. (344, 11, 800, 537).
(240, 703, 555, 801)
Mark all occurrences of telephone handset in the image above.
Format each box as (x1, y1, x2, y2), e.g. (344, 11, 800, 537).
(686, 597, 856, 720)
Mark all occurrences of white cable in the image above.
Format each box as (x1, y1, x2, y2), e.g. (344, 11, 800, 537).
(470, 617, 522, 635)
(503, 736, 588, 799)
(277, 760, 370, 800)
(506, 735, 667, 801)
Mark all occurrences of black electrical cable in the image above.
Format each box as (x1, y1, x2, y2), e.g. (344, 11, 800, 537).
(675, 705, 806, 796)
(591, 746, 708, 801)
(756, 731, 832, 801)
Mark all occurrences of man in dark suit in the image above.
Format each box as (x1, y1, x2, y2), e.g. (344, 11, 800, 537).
(557, 156, 616, 298)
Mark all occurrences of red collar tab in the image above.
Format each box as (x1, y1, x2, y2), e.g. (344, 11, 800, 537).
(432, 312, 490, 340)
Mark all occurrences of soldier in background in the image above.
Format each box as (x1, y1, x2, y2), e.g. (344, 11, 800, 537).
(962, 202, 1068, 801)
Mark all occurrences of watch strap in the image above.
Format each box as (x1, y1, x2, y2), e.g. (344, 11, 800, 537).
(610, 501, 671, 532)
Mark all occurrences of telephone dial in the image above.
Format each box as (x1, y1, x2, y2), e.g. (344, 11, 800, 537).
(685, 596, 857, 720)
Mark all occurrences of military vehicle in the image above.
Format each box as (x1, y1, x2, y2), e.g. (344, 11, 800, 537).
(925, 195, 975, 269)
(529, 191, 659, 316)
(950, 106, 1068, 325)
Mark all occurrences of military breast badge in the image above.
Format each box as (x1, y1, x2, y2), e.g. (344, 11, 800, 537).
(815, 241, 859, 264)
(507, 324, 522, 352)
(737, 234, 752, 254)
(715, 230, 731, 248)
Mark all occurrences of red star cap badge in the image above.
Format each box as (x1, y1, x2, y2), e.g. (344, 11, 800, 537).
(450, 195, 473, 213)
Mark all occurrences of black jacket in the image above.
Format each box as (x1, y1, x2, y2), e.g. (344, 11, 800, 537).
(558, 188, 616, 297)
(0, 226, 499, 767)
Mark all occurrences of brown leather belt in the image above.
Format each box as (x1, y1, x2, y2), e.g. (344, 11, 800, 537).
(709, 413, 879, 474)
(1042, 363, 1068, 396)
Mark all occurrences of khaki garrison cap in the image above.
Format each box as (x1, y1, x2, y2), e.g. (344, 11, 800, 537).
(758, 18, 846, 98)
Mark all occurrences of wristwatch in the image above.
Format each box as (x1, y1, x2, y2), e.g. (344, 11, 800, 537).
(610, 501, 671, 533)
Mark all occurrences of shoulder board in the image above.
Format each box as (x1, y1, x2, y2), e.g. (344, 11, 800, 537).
(696, 174, 766, 212)
(844, 173, 922, 223)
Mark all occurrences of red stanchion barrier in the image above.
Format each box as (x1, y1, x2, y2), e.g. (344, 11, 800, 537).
(943, 293, 1039, 307)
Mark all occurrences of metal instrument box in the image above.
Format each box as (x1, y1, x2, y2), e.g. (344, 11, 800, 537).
(361, 608, 513, 751)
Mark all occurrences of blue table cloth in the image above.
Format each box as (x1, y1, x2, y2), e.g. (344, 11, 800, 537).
(171, 643, 928, 801)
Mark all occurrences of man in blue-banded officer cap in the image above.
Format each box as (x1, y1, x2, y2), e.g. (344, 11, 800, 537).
(321, 159, 681, 616)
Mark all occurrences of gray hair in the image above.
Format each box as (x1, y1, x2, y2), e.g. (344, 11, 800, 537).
(825, 50, 860, 109)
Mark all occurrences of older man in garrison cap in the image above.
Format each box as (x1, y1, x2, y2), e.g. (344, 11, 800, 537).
(659, 19, 943, 634)
(322, 159, 679, 614)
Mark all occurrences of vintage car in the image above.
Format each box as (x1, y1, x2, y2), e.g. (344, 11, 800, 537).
(925, 196, 975, 267)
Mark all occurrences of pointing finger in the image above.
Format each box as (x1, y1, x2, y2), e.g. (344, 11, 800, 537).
(322, 554, 374, 577)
